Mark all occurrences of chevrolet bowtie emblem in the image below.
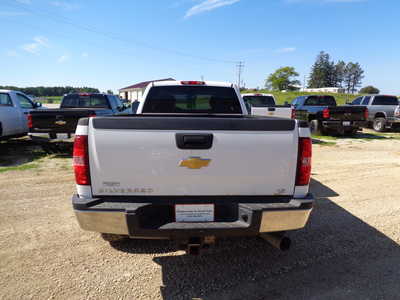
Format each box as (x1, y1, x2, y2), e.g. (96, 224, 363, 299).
(179, 157, 211, 169)
(54, 120, 66, 126)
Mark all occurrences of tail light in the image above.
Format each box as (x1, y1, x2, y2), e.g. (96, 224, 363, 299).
(322, 108, 330, 119)
(89, 113, 96, 118)
(27, 114, 33, 128)
(296, 137, 312, 186)
(364, 108, 369, 120)
(291, 108, 295, 119)
(180, 81, 205, 85)
(73, 135, 90, 185)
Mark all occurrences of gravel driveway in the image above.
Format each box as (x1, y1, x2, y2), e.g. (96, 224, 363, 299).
(0, 135, 399, 299)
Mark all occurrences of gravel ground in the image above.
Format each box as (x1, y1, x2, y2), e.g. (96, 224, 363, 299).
(0, 134, 400, 300)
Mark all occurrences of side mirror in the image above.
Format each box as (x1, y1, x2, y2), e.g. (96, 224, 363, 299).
(34, 102, 42, 108)
(284, 101, 289, 106)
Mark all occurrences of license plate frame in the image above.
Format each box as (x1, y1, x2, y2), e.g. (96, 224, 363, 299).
(175, 204, 215, 222)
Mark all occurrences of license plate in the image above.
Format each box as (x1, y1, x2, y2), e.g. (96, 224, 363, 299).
(175, 204, 214, 222)
(343, 121, 351, 126)
(56, 133, 70, 139)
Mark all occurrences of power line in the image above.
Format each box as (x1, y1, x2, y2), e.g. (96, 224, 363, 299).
(236, 61, 244, 88)
(2, 0, 239, 65)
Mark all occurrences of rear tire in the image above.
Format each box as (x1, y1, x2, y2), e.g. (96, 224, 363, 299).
(373, 118, 386, 132)
(310, 120, 324, 135)
(100, 233, 128, 242)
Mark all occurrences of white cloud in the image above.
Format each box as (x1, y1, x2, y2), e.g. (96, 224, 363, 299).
(82, 52, 88, 58)
(0, 11, 28, 16)
(22, 43, 40, 54)
(57, 55, 69, 63)
(50, 1, 80, 10)
(276, 47, 296, 53)
(21, 36, 49, 54)
(33, 36, 49, 46)
(185, 0, 240, 18)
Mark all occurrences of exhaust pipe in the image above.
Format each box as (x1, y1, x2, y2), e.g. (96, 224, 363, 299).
(260, 233, 291, 251)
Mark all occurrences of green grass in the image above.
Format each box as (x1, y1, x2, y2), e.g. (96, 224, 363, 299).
(37, 96, 62, 104)
(311, 134, 338, 141)
(359, 132, 400, 141)
(241, 90, 361, 105)
(0, 163, 39, 173)
(311, 136, 337, 146)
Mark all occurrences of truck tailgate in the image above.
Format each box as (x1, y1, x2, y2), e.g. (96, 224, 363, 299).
(30, 109, 98, 133)
(329, 106, 367, 121)
(88, 116, 299, 197)
(251, 107, 292, 119)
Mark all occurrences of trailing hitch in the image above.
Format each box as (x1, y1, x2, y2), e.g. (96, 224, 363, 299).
(178, 236, 216, 255)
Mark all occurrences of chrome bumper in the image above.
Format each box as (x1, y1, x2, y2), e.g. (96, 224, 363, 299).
(73, 195, 314, 238)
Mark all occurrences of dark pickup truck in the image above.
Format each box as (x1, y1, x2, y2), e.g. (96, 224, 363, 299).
(291, 95, 368, 135)
(29, 93, 130, 140)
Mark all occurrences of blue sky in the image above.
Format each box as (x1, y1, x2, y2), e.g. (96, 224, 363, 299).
(1, 0, 399, 94)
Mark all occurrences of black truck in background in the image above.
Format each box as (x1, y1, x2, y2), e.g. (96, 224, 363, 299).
(28, 93, 131, 141)
(291, 95, 368, 136)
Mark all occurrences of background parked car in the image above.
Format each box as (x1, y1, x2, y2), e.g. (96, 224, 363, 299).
(347, 95, 400, 132)
(292, 95, 368, 136)
(0, 89, 42, 140)
(28, 93, 131, 141)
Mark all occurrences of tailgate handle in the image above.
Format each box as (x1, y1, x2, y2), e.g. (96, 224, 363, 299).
(176, 133, 213, 149)
(268, 107, 276, 111)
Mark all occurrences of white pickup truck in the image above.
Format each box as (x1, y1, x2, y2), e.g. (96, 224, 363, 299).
(242, 93, 294, 119)
(0, 90, 42, 139)
(72, 81, 314, 254)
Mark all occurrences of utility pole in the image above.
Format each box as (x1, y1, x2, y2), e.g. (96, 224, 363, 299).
(236, 61, 244, 89)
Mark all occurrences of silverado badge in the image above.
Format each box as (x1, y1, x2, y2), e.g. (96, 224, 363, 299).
(54, 120, 66, 126)
(179, 156, 211, 169)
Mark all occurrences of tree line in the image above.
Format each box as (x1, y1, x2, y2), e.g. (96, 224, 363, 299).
(308, 51, 364, 93)
(0, 86, 100, 97)
(265, 51, 375, 94)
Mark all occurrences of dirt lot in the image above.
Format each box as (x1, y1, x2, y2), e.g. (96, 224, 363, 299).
(1, 132, 400, 300)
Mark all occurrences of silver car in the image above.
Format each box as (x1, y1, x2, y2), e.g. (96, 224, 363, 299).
(348, 95, 400, 132)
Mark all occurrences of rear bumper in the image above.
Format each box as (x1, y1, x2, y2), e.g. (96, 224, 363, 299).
(29, 132, 74, 141)
(72, 194, 314, 238)
(322, 120, 367, 129)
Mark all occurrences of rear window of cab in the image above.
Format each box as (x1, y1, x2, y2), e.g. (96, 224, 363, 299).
(61, 94, 110, 108)
(142, 86, 242, 114)
(243, 95, 275, 107)
(304, 96, 337, 106)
